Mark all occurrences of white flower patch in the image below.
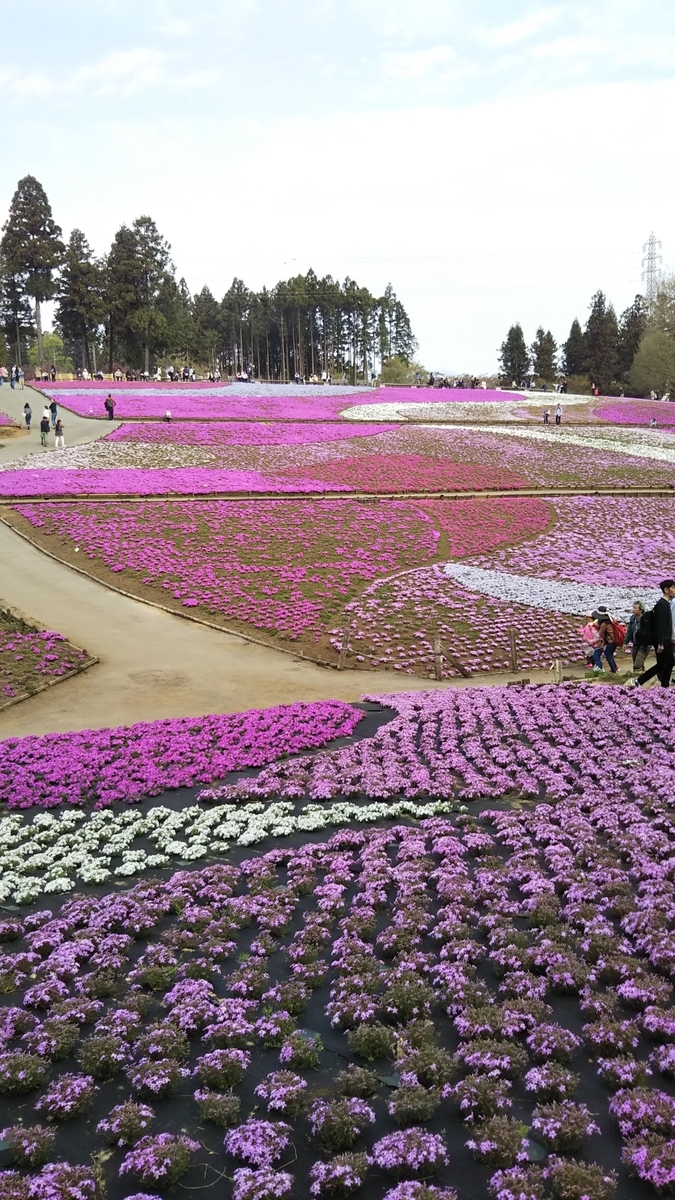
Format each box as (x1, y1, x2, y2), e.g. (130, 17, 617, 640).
(341, 402, 525, 422)
(442, 563, 661, 620)
(0, 794, 464, 903)
(448, 423, 675, 464)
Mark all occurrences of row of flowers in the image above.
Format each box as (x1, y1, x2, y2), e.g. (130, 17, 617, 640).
(0, 794, 674, 1197)
(0, 795, 465, 904)
(0, 700, 362, 810)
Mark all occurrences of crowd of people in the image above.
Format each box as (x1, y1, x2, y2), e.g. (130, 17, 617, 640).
(21, 399, 66, 449)
(580, 581, 675, 688)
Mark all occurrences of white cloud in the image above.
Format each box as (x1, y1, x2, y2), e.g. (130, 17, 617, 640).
(0, 47, 217, 102)
(478, 6, 563, 49)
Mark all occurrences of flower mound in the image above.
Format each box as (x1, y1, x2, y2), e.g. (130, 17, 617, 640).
(371, 1129, 448, 1177)
(119, 1132, 200, 1184)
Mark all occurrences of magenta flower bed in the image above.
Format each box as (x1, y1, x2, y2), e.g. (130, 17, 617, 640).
(0, 629, 89, 701)
(0, 467, 352, 498)
(108, 421, 395, 447)
(597, 400, 675, 425)
(0, 700, 362, 809)
(281, 453, 527, 493)
(467, 495, 675, 588)
(105, 417, 391, 446)
(37, 385, 513, 422)
(13, 499, 440, 642)
(0, 410, 14, 427)
(415, 496, 552, 558)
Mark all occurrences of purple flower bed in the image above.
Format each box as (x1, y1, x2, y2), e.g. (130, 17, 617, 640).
(0, 781, 672, 1198)
(467, 494, 675, 588)
(199, 683, 675, 811)
(597, 400, 675, 425)
(0, 700, 362, 810)
(0, 410, 15, 427)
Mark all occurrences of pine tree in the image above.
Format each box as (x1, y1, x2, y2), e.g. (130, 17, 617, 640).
(562, 318, 586, 377)
(55, 230, 104, 374)
(530, 327, 558, 381)
(129, 216, 172, 375)
(498, 323, 529, 384)
(0, 176, 64, 370)
(585, 291, 618, 392)
(617, 295, 648, 382)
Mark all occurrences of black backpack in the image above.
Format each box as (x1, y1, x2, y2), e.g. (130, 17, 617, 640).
(636, 608, 655, 647)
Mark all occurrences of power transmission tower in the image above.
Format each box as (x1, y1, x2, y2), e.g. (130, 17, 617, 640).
(642, 232, 662, 301)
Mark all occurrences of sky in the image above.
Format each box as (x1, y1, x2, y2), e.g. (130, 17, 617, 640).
(1, 0, 673, 372)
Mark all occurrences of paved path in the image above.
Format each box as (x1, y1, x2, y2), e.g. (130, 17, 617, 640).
(0, 384, 119, 465)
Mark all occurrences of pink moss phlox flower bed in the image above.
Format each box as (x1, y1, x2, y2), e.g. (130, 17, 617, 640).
(12, 499, 440, 642)
(0, 700, 362, 810)
(467, 495, 675, 588)
(202, 683, 675, 807)
(332, 566, 582, 675)
(107, 421, 396, 447)
(36, 385, 513, 422)
(415, 496, 552, 558)
(597, 400, 675, 425)
(0, 410, 14, 427)
(0, 468, 353, 498)
(280, 453, 527, 493)
(0, 629, 89, 701)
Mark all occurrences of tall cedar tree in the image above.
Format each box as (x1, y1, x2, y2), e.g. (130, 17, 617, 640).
(128, 217, 172, 375)
(0, 256, 33, 367)
(530, 327, 558, 380)
(562, 319, 586, 377)
(499, 323, 529, 384)
(56, 230, 105, 374)
(585, 290, 618, 391)
(617, 295, 648, 382)
(0, 176, 64, 369)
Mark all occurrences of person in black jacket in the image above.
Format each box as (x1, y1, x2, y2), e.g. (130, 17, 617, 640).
(628, 580, 675, 688)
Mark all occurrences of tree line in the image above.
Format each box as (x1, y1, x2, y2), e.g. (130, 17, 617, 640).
(0, 176, 417, 380)
(499, 287, 675, 396)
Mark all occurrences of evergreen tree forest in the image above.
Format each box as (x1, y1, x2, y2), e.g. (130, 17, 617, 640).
(0, 176, 416, 379)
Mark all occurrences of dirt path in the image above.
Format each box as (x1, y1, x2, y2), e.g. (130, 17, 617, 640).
(0, 522, 577, 737)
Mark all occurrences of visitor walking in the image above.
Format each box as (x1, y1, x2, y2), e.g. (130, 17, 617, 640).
(555, 403, 563, 425)
(39, 415, 50, 447)
(54, 419, 65, 449)
(624, 601, 649, 673)
(9, 367, 16, 389)
(628, 580, 675, 689)
(17, 367, 24, 389)
(49, 398, 58, 428)
(592, 613, 618, 674)
(23, 402, 31, 429)
(164, 410, 171, 423)
(104, 394, 116, 420)
(543, 410, 550, 425)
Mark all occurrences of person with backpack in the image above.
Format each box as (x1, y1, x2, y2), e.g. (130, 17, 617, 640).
(627, 580, 675, 689)
(39, 414, 50, 447)
(624, 601, 649, 673)
(591, 613, 619, 673)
